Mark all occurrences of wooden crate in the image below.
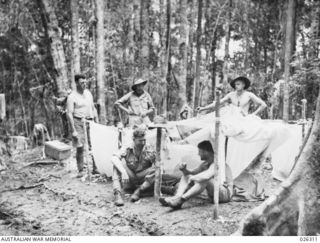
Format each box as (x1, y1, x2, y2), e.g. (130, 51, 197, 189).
(44, 140, 72, 160)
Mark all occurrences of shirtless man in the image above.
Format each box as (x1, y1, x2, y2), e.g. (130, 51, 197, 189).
(198, 76, 267, 116)
(198, 76, 270, 169)
(159, 140, 233, 209)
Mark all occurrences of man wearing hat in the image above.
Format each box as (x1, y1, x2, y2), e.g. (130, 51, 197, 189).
(115, 78, 155, 127)
(159, 140, 233, 209)
(198, 76, 267, 116)
(111, 125, 156, 206)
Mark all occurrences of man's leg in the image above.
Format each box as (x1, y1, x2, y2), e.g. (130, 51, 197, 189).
(76, 146, 84, 176)
(175, 175, 193, 197)
(131, 167, 155, 202)
(74, 119, 85, 177)
(112, 167, 124, 206)
(159, 174, 192, 207)
(165, 181, 208, 209)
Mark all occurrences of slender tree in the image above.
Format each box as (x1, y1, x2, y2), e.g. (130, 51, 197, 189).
(159, 0, 170, 116)
(187, 0, 196, 103)
(283, 0, 296, 122)
(192, 0, 203, 110)
(175, 0, 188, 114)
(95, 0, 106, 124)
(70, 0, 80, 89)
(140, 0, 150, 78)
(222, 0, 232, 93)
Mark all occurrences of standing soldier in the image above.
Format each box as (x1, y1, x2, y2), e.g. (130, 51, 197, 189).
(66, 74, 99, 177)
(115, 78, 155, 127)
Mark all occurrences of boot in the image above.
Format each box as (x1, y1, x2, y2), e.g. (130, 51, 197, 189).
(130, 188, 141, 202)
(114, 190, 124, 206)
(159, 197, 170, 207)
(167, 196, 186, 210)
(76, 170, 85, 178)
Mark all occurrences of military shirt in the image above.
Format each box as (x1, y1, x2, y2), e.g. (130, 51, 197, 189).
(115, 91, 155, 127)
(114, 143, 156, 173)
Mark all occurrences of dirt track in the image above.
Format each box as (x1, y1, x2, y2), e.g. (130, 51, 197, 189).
(0, 147, 279, 236)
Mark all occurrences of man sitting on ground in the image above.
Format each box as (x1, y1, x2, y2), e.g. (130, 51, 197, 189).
(159, 140, 233, 209)
(111, 125, 156, 206)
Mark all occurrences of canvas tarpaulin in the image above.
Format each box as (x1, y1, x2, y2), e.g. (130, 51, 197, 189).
(0, 94, 5, 120)
(89, 121, 202, 178)
(88, 108, 302, 201)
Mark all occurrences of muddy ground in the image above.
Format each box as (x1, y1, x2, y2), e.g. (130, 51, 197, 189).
(0, 147, 280, 236)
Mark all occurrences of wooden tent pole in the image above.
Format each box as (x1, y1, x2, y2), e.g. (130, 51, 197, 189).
(154, 127, 162, 199)
(301, 99, 307, 139)
(213, 89, 221, 219)
(83, 119, 91, 183)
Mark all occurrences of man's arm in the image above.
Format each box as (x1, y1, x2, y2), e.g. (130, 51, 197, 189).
(180, 162, 205, 176)
(248, 92, 267, 116)
(189, 163, 215, 182)
(198, 93, 231, 112)
(66, 95, 76, 136)
(115, 93, 135, 115)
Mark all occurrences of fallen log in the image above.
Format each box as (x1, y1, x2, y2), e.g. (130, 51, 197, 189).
(21, 160, 59, 169)
(1, 183, 44, 193)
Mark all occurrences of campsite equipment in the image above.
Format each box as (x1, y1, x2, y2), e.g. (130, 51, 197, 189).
(44, 140, 72, 160)
(213, 89, 221, 219)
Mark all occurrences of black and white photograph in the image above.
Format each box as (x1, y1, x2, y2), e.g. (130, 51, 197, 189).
(0, 0, 319, 239)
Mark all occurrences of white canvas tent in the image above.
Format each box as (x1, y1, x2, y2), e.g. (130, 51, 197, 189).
(89, 106, 304, 184)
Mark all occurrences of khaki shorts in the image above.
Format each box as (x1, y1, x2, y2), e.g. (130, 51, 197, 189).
(72, 118, 86, 148)
(206, 179, 232, 203)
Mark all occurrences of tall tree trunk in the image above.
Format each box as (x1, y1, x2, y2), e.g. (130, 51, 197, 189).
(128, 1, 135, 65)
(133, 0, 140, 76)
(192, 0, 203, 110)
(175, 0, 188, 114)
(38, 0, 68, 95)
(70, 0, 80, 89)
(283, 0, 296, 122)
(95, 0, 106, 124)
(310, 1, 320, 58)
(187, 0, 196, 103)
(211, 33, 217, 100)
(140, 0, 150, 78)
(159, 0, 170, 116)
(222, 0, 232, 93)
(165, 0, 171, 115)
(243, 0, 250, 71)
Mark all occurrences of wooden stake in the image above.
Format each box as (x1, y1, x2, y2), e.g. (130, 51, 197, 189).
(213, 90, 221, 219)
(83, 119, 91, 182)
(301, 99, 307, 139)
(154, 127, 162, 199)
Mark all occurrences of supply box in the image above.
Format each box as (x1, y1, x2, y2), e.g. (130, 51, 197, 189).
(44, 140, 72, 160)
